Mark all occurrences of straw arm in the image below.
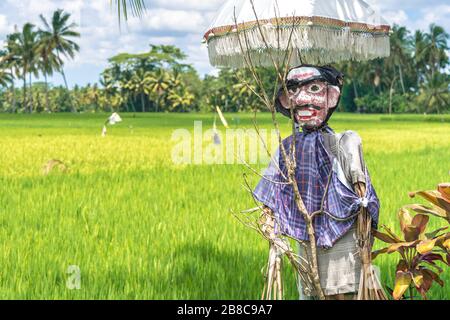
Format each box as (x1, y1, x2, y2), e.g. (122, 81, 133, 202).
(354, 182, 388, 300)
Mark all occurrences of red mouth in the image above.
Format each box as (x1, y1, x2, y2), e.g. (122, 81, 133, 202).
(295, 108, 318, 122)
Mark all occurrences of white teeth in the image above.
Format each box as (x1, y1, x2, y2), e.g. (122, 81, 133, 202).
(298, 110, 313, 117)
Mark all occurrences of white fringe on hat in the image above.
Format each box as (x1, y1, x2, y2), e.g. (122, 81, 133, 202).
(207, 25, 390, 68)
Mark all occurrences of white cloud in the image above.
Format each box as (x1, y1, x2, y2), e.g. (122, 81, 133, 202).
(0, 15, 9, 34)
(366, 0, 450, 31)
(416, 5, 450, 31)
(382, 10, 409, 27)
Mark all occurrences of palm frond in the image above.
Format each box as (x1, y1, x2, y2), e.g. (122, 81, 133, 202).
(112, 0, 147, 23)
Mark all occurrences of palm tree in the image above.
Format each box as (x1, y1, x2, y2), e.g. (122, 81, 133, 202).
(165, 74, 195, 112)
(0, 50, 15, 110)
(413, 24, 449, 114)
(124, 69, 152, 112)
(421, 72, 449, 114)
(167, 83, 194, 112)
(147, 69, 170, 112)
(423, 24, 449, 78)
(413, 30, 428, 87)
(389, 25, 412, 94)
(39, 9, 80, 112)
(0, 67, 13, 88)
(2, 49, 19, 112)
(36, 29, 62, 112)
(8, 23, 39, 113)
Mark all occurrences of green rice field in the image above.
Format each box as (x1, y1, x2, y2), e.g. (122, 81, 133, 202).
(0, 112, 449, 300)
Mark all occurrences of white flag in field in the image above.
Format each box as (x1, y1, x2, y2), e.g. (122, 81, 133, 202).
(108, 113, 122, 125)
(102, 112, 123, 137)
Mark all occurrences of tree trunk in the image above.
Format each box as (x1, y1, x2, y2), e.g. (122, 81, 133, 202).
(22, 72, 27, 111)
(353, 81, 360, 113)
(156, 95, 161, 113)
(44, 73, 49, 113)
(28, 72, 33, 113)
(140, 92, 145, 113)
(60, 69, 76, 112)
(11, 80, 16, 113)
(57, 51, 76, 113)
(128, 99, 136, 113)
(389, 77, 397, 115)
(398, 66, 406, 95)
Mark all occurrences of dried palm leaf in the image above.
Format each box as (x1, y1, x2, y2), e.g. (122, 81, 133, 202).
(235, 206, 316, 300)
(216, 106, 229, 129)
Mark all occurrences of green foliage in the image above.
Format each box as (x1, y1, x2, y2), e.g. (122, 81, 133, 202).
(99, 44, 199, 113)
(337, 24, 449, 114)
(373, 184, 450, 300)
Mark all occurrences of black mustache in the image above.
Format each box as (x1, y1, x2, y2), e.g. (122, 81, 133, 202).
(295, 104, 321, 111)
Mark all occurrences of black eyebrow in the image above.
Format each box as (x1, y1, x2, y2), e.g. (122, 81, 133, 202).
(286, 78, 327, 89)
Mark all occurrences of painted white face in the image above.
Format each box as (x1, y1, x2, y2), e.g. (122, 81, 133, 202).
(279, 67, 341, 129)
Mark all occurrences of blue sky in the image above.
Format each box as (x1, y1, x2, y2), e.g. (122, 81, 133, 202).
(0, 0, 449, 87)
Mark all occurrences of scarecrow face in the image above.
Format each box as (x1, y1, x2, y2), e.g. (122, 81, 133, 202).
(279, 66, 341, 129)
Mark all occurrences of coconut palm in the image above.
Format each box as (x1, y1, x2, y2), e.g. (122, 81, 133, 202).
(389, 25, 413, 94)
(1, 40, 21, 112)
(39, 9, 80, 111)
(0, 67, 13, 88)
(8, 23, 39, 112)
(147, 69, 170, 112)
(422, 24, 449, 78)
(124, 69, 152, 112)
(413, 30, 428, 87)
(36, 29, 62, 112)
(0, 51, 13, 96)
(421, 72, 450, 114)
(167, 84, 194, 112)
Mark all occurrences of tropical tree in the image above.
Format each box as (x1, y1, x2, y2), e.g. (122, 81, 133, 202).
(166, 81, 195, 112)
(419, 73, 450, 114)
(147, 69, 170, 112)
(2, 40, 21, 112)
(124, 69, 152, 112)
(413, 30, 428, 87)
(164, 72, 195, 112)
(0, 67, 13, 88)
(0, 51, 13, 88)
(388, 25, 413, 95)
(423, 24, 449, 78)
(36, 27, 62, 112)
(8, 23, 39, 112)
(39, 9, 80, 111)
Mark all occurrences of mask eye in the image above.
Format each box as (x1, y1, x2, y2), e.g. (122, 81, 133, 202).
(288, 87, 300, 95)
(308, 83, 323, 94)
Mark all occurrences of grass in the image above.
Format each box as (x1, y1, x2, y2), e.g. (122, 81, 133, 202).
(0, 112, 449, 300)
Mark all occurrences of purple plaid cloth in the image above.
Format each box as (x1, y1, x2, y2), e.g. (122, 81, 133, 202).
(253, 127, 380, 248)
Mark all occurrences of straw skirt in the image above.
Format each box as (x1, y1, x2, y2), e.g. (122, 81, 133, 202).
(299, 227, 361, 298)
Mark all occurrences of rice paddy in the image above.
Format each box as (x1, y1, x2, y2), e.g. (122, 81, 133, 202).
(0, 112, 449, 300)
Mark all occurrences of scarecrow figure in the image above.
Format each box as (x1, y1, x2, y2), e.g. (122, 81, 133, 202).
(203, 0, 391, 301)
(253, 65, 381, 300)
